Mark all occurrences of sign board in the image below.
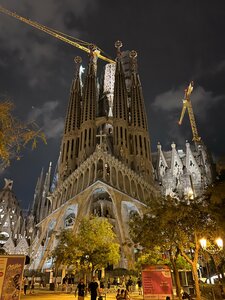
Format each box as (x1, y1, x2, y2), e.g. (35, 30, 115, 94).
(0, 256, 25, 300)
(142, 265, 173, 300)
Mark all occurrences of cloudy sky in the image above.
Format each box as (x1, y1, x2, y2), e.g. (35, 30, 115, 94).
(0, 0, 225, 208)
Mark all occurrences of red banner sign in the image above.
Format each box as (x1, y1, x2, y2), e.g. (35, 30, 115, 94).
(142, 265, 173, 300)
(0, 256, 25, 300)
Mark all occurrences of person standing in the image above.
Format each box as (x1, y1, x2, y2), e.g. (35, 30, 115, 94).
(137, 278, 142, 295)
(23, 276, 28, 295)
(30, 276, 35, 294)
(75, 278, 86, 300)
(88, 276, 99, 300)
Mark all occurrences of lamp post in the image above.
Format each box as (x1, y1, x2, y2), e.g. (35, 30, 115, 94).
(200, 237, 225, 299)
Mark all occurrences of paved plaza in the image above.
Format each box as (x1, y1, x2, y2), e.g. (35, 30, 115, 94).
(20, 290, 144, 300)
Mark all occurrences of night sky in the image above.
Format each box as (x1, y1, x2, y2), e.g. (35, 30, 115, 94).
(0, 0, 225, 209)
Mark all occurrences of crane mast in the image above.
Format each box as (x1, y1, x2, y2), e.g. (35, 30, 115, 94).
(178, 81, 201, 143)
(0, 5, 115, 64)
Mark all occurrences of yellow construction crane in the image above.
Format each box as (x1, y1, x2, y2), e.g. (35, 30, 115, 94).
(178, 81, 201, 143)
(0, 5, 115, 64)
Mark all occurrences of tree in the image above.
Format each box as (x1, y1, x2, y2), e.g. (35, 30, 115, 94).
(52, 217, 120, 274)
(207, 178, 225, 280)
(0, 100, 46, 170)
(130, 196, 218, 300)
(130, 197, 186, 299)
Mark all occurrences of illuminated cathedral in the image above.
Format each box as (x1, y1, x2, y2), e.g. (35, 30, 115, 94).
(0, 42, 214, 270)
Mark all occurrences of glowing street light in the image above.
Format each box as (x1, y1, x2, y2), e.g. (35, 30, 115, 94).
(199, 237, 223, 254)
(200, 237, 225, 299)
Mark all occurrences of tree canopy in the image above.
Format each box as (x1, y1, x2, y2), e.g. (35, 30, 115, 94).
(0, 100, 46, 170)
(130, 195, 219, 300)
(52, 217, 120, 272)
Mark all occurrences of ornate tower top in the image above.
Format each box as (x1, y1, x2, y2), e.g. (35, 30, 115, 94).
(129, 50, 138, 72)
(74, 56, 82, 78)
(3, 178, 13, 190)
(115, 40, 123, 57)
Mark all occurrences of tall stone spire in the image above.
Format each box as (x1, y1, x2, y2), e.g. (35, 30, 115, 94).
(129, 50, 152, 180)
(59, 56, 82, 180)
(113, 41, 129, 161)
(79, 45, 97, 162)
(39, 162, 52, 221)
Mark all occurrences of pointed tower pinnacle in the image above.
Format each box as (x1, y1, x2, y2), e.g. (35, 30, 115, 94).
(113, 40, 129, 161)
(79, 45, 97, 162)
(129, 50, 153, 180)
(59, 56, 82, 181)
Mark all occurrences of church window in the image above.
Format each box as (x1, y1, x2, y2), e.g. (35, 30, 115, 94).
(139, 135, 142, 150)
(66, 140, 70, 153)
(89, 128, 91, 146)
(84, 129, 87, 147)
(71, 139, 74, 152)
(144, 138, 147, 157)
(80, 132, 83, 150)
(61, 143, 65, 163)
(135, 136, 138, 154)
(75, 138, 79, 157)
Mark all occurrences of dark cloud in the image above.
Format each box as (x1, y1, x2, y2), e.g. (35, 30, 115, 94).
(0, 0, 225, 208)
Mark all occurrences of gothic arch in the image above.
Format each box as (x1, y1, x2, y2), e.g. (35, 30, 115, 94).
(111, 166, 117, 186)
(89, 163, 95, 184)
(77, 173, 83, 193)
(131, 180, 137, 197)
(118, 171, 124, 191)
(90, 188, 114, 220)
(124, 175, 130, 194)
(137, 183, 144, 201)
(83, 168, 89, 189)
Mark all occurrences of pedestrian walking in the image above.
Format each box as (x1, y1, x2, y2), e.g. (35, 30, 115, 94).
(124, 290, 130, 300)
(75, 278, 86, 300)
(89, 276, 99, 300)
(126, 277, 133, 292)
(137, 277, 142, 295)
(116, 289, 121, 300)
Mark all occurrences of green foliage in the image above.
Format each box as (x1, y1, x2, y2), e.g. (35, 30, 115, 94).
(130, 195, 219, 300)
(131, 196, 217, 257)
(135, 247, 170, 271)
(207, 180, 225, 234)
(175, 255, 191, 270)
(52, 217, 120, 271)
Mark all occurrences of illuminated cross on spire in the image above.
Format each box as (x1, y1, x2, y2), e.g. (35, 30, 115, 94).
(96, 130, 107, 149)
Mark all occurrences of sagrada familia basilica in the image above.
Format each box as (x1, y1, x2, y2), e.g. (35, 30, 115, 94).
(0, 42, 214, 270)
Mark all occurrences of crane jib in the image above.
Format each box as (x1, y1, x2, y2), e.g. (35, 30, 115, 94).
(0, 5, 115, 64)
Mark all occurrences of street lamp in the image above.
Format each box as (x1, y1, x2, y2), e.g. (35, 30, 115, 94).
(199, 238, 223, 254)
(200, 237, 225, 299)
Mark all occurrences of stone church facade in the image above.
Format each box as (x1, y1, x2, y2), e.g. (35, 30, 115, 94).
(0, 42, 214, 270)
(28, 42, 159, 271)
